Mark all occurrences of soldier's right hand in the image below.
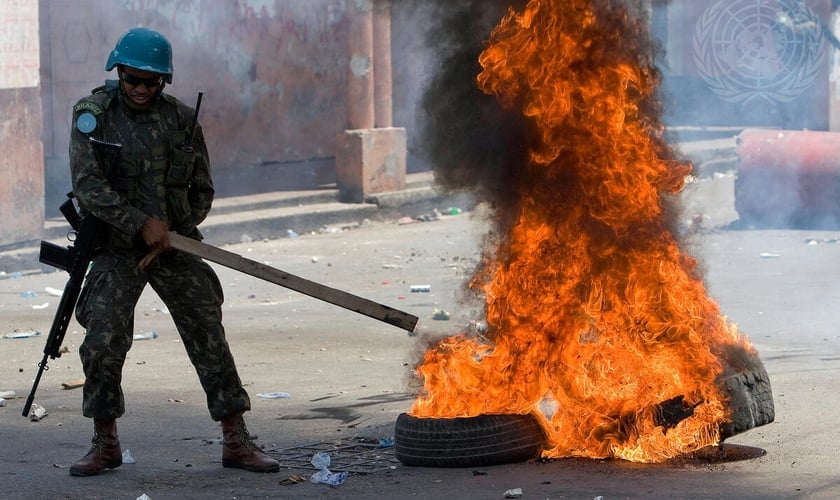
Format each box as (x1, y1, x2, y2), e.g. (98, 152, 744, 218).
(138, 217, 171, 270)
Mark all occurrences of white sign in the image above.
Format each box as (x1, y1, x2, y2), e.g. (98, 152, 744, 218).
(0, 0, 40, 89)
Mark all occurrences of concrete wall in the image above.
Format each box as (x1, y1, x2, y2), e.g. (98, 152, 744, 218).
(0, 88, 44, 247)
(40, 0, 357, 209)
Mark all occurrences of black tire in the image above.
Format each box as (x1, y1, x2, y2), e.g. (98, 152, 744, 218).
(719, 364, 775, 440)
(394, 413, 547, 467)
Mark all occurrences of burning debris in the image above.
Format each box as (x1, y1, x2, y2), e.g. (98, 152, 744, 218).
(406, 0, 774, 464)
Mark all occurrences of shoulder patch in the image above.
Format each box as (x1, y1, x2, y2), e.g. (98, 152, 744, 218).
(73, 101, 105, 115)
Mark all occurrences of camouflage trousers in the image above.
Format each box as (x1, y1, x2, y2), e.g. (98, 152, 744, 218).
(75, 247, 250, 421)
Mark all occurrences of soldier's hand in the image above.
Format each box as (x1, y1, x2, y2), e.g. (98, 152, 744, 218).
(138, 217, 171, 269)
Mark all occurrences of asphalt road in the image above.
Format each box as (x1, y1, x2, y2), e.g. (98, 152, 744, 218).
(1, 173, 838, 499)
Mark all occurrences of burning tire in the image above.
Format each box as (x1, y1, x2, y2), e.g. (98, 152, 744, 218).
(719, 364, 775, 440)
(394, 413, 547, 467)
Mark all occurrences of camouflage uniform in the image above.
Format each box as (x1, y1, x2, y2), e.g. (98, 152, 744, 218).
(69, 80, 250, 421)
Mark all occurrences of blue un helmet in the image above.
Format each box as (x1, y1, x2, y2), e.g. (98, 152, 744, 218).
(105, 27, 173, 83)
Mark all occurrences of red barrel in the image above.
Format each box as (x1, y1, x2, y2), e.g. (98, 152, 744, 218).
(735, 129, 840, 228)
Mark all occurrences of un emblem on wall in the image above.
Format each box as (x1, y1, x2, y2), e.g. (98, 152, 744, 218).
(693, 0, 826, 105)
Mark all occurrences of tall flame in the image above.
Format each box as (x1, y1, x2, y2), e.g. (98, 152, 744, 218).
(410, 0, 754, 463)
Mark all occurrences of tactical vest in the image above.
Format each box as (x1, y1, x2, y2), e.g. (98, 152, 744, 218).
(72, 82, 197, 249)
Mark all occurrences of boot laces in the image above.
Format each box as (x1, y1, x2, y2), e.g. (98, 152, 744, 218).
(235, 421, 259, 450)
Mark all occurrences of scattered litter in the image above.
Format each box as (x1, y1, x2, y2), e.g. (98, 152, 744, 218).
(432, 309, 450, 321)
(397, 216, 417, 225)
(594, 496, 604, 500)
(378, 437, 394, 448)
(122, 449, 137, 464)
(504, 488, 523, 498)
(444, 207, 462, 215)
(410, 285, 431, 293)
(279, 474, 307, 485)
(136, 494, 151, 500)
(286, 229, 299, 239)
(415, 209, 442, 222)
(29, 403, 48, 421)
(32, 303, 50, 310)
(4, 330, 41, 339)
(45, 287, 64, 296)
(0, 390, 18, 399)
(133, 331, 158, 340)
(309, 451, 349, 486)
(759, 252, 781, 259)
(257, 392, 291, 399)
(472, 470, 488, 476)
(805, 238, 840, 245)
(311, 256, 319, 263)
(62, 377, 85, 390)
(0, 398, 5, 407)
(20, 290, 38, 298)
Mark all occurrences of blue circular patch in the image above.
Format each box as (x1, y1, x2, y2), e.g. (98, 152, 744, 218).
(76, 112, 97, 133)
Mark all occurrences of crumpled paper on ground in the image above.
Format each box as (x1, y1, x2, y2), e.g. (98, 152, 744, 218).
(309, 451, 348, 486)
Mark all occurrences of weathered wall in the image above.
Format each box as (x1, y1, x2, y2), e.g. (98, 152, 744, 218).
(0, 88, 44, 247)
(40, 0, 361, 208)
(655, 0, 832, 131)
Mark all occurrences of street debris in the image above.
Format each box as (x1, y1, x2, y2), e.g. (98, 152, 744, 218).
(62, 377, 85, 390)
(4, 330, 41, 339)
(28, 403, 48, 421)
(279, 474, 307, 485)
(378, 437, 394, 448)
(133, 331, 158, 340)
(122, 449, 137, 464)
(257, 392, 291, 399)
(504, 488, 523, 498)
(432, 309, 450, 321)
(805, 238, 840, 245)
(310, 451, 349, 486)
(759, 252, 781, 259)
(410, 285, 431, 293)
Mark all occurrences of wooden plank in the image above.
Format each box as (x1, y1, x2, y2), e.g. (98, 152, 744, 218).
(168, 232, 418, 333)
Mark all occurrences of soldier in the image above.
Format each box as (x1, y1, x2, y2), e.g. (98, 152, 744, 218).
(67, 27, 279, 476)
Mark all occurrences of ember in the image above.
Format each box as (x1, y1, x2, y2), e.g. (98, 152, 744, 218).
(409, 0, 772, 463)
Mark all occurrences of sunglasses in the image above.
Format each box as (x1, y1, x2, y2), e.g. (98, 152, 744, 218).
(121, 72, 163, 88)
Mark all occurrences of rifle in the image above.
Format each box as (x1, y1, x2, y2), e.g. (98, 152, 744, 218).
(22, 137, 122, 418)
(183, 91, 203, 153)
(21, 196, 105, 417)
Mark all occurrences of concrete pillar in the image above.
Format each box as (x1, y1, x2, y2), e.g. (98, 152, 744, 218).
(373, 0, 393, 128)
(337, 0, 406, 203)
(346, 0, 375, 130)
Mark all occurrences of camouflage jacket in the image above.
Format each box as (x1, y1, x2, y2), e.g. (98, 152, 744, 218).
(69, 80, 212, 249)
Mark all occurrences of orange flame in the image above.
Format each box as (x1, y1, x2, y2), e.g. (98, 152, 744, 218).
(409, 0, 754, 463)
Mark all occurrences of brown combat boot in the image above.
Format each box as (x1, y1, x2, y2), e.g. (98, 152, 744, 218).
(221, 413, 280, 473)
(69, 419, 122, 476)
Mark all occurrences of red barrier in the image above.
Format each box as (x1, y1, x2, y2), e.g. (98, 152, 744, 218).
(735, 129, 840, 228)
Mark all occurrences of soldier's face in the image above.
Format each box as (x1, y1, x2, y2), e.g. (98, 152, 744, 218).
(120, 66, 163, 108)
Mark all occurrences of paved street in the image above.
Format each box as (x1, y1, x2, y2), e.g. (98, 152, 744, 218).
(1, 173, 839, 499)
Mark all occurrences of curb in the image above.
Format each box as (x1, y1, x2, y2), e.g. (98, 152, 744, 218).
(0, 176, 473, 274)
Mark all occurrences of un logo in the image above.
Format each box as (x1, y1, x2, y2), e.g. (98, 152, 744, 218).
(693, 0, 826, 105)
